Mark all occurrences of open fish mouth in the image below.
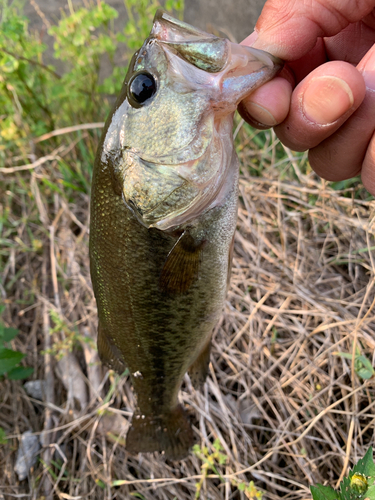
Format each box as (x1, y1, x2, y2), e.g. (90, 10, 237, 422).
(120, 150, 197, 227)
(120, 141, 227, 230)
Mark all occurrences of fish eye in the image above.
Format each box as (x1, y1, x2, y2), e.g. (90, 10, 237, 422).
(128, 72, 157, 107)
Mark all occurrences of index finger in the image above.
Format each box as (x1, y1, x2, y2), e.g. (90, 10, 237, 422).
(251, 0, 375, 60)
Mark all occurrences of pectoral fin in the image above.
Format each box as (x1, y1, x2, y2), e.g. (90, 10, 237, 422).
(159, 231, 205, 294)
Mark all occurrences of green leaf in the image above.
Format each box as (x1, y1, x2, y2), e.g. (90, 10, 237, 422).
(0, 427, 7, 445)
(340, 476, 352, 499)
(365, 485, 375, 500)
(95, 479, 106, 489)
(356, 367, 374, 380)
(335, 352, 353, 360)
(334, 352, 375, 379)
(357, 356, 374, 370)
(352, 447, 375, 478)
(7, 366, 34, 380)
(356, 356, 375, 377)
(0, 53, 19, 73)
(3, 327, 19, 342)
(100, 4, 119, 21)
(310, 484, 340, 500)
(111, 480, 127, 486)
(0, 349, 25, 375)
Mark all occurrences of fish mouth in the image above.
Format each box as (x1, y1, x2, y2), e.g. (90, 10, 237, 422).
(120, 151, 216, 231)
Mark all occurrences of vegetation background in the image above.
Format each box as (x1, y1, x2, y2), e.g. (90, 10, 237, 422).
(0, 0, 375, 499)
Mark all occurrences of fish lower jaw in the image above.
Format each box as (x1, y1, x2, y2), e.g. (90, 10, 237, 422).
(146, 170, 236, 232)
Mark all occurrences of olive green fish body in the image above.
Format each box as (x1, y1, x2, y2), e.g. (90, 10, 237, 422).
(91, 149, 238, 458)
(90, 11, 282, 459)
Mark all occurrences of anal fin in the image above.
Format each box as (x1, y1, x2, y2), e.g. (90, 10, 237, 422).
(159, 231, 205, 294)
(97, 323, 127, 374)
(188, 339, 211, 391)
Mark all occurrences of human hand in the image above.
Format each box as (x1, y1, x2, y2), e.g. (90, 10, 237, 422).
(240, 0, 375, 195)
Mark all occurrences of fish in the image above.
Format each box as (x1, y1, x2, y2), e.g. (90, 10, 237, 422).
(89, 10, 282, 460)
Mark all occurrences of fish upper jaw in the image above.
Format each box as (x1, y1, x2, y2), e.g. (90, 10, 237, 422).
(151, 9, 283, 109)
(159, 40, 283, 114)
(217, 43, 283, 108)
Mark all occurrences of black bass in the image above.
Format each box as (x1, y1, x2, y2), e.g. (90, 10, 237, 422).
(90, 11, 282, 459)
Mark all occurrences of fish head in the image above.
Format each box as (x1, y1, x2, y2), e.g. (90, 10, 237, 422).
(101, 11, 283, 230)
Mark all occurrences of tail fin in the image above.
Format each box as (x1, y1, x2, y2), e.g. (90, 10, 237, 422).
(126, 405, 195, 460)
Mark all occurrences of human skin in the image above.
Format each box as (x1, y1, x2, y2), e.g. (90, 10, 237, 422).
(239, 0, 375, 196)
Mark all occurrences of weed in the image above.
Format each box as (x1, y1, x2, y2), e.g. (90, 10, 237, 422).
(311, 447, 375, 500)
(0, 305, 33, 379)
(43, 309, 95, 360)
(0, 427, 7, 444)
(0, 1, 118, 151)
(334, 347, 375, 380)
(0, 0, 184, 157)
(193, 440, 264, 499)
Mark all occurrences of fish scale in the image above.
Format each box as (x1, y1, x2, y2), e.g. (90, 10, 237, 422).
(90, 10, 282, 459)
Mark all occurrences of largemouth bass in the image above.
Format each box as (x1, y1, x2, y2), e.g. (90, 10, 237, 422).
(90, 11, 282, 460)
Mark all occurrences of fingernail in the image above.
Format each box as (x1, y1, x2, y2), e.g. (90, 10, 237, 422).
(241, 31, 258, 46)
(357, 49, 375, 90)
(302, 76, 354, 125)
(243, 101, 277, 126)
(361, 70, 375, 90)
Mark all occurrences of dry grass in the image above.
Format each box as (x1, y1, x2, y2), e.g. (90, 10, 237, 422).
(1, 123, 375, 500)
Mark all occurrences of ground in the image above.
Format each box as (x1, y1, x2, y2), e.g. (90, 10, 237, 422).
(1, 119, 375, 499)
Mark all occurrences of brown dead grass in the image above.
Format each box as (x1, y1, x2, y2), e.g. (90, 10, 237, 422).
(1, 124, 375, 500)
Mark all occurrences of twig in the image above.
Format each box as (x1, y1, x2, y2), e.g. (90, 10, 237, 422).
(41, 248, 55, 500)
(49, 225, 61, 312)
(0, 155, 60, 173)
(82, 327, 103, 402)
(0, 46, 60, 79)
(30, 0, 52, 29)
(34, 123, 105, 143)
(336, 418, 355, 488)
